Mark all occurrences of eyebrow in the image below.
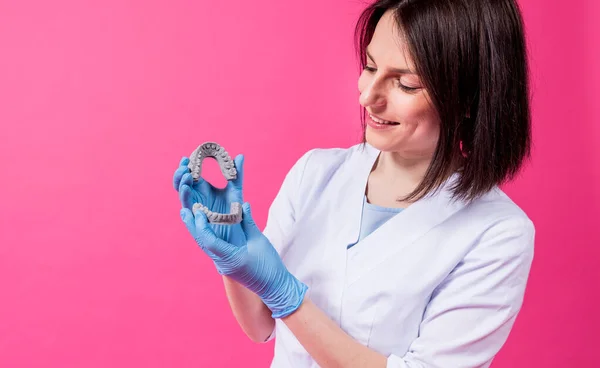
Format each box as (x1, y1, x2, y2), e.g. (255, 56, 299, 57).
(366, 49, 416, 75)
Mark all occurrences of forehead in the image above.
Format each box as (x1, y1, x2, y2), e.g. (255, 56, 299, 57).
(367, 10, 415, 70)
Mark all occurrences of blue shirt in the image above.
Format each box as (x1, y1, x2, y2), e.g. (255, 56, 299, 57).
(348, 195, 404, 248)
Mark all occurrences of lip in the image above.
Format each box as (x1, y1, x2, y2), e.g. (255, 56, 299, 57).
(368, 112, 393, 122)
(366, 113, 400, 130)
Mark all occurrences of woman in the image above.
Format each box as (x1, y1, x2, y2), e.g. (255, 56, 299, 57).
(173, 0, 534, 366)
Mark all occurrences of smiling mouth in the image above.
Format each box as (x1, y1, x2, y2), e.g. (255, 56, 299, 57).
(369, 113, 400, 125)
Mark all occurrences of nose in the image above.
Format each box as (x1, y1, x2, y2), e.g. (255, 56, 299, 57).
(359, 77, 386, 109)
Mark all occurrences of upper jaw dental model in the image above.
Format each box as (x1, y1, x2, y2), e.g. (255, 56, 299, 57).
(187, 142, 242, 225)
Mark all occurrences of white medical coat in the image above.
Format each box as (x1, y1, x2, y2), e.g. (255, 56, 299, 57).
(262, 143, 535, 368)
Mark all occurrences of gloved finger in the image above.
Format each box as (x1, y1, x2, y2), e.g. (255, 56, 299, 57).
(194, 209, 237, 258)
(179, 184, 196, 210)
(181, 208, 219, 257)
(180, 207, 197, 236)
(179, 156, 190, 167)
(181, 169, 214, 198)
(173, 164, 190, 191)
(179, 172, 194, 192)
(240, 202, 262, 239)
(230, 154, 244, 192)
(196, 176, 213, 196)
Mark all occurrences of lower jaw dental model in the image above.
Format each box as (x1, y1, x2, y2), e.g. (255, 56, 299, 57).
(187, 142, 242, 225)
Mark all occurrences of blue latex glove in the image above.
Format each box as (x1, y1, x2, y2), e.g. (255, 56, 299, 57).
(179, 202, 308, 319)
(172, 155, 246, 247)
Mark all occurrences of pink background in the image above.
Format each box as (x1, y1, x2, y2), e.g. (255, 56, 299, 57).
(1, 0, 598, 366)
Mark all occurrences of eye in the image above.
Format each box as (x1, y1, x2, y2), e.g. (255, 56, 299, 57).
(363, 66, 377, 73)
(396, 79, 420, 92)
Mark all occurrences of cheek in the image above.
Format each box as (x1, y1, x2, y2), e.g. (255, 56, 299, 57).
(393, 97, 440, 142)
(396, 96, 438, 127)
(421, 104, 441, 136)
(414, 112, 440, 141)
(416, 112, 441, 148)
(394, 100, 432, 125)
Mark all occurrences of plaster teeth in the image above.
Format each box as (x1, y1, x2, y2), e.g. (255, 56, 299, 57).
(188, 141, 238, 182)
(193, 201, 242, 225)
(188, 141, 242, 225)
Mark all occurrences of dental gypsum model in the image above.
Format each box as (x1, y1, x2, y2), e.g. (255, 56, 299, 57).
(187, 142, 242, 225)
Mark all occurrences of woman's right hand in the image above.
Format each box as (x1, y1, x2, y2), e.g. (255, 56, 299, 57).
(173, 155, 247, 247)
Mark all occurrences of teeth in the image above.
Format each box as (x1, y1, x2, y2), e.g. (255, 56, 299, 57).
(370, 114, 397, 125)
(192, 202, 242, 225)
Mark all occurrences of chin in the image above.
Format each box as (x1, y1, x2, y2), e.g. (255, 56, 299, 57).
(365, 129, 400, 152)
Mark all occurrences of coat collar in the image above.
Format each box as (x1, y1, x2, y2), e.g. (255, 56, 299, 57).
(336, 143, 467, 284)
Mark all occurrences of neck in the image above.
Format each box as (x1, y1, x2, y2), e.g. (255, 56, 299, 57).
(373, 151, 433, 188)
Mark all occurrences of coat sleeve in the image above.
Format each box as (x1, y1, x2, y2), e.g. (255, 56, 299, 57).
(261, 149, 315, 342)
(262, 148, 315, 253)
(387, 216, 535, 368)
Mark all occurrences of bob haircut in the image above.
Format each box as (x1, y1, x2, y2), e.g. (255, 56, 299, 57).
(354, 0, 532, 203)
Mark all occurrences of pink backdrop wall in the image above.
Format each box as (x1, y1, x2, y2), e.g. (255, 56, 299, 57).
(1, 0, 598, 366)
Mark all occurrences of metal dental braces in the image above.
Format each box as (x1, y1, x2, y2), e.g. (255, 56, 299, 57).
(187, 142, 242, 225)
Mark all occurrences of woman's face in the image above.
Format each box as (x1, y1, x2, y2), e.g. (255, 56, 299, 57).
(358, 10, 440, 160)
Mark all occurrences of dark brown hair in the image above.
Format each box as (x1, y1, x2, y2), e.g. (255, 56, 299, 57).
(355, 0, 532, 203)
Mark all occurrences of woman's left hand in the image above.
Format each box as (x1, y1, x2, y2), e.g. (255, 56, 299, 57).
(180, 202, 308, 319)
